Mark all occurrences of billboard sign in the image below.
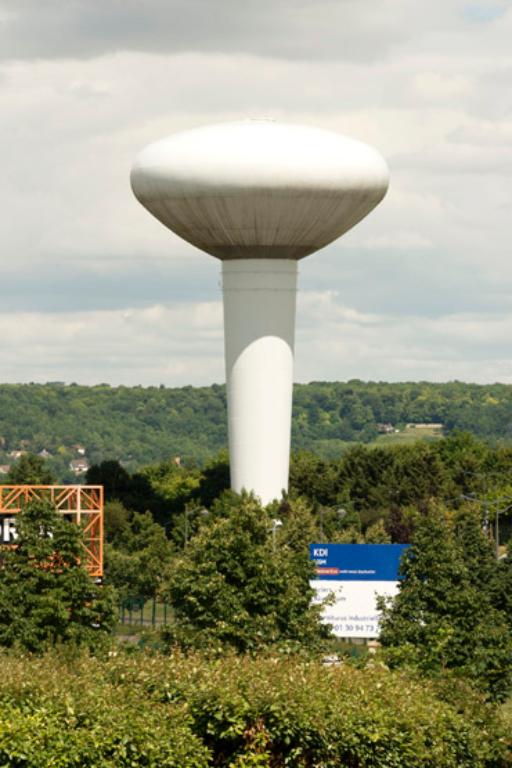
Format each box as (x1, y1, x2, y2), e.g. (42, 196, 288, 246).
(0, 516, 17, 544)
(310, 543, 409, 639)
(0, 486, 104, 577)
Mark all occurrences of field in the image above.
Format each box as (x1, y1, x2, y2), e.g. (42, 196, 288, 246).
(375, 424, 444, 446)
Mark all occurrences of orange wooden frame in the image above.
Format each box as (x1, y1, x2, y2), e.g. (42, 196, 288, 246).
(0, 486, 104, 578)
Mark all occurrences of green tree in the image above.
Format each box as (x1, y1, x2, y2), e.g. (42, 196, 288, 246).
(195, 451, 230, 508)
(86, 460, 132, 500)
(364, 518, 391, 543)
(141, 459, 200, 511)
(5, 454, 55, 484)
(105, 510, 174, 601)
(0, 499, 115, 652)
(289, 451, 343, 507)
(104, 499, 132, 546)
(162, 493, 329, 652)
(379, 504, 512, 700)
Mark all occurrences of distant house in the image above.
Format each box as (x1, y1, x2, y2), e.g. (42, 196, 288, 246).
(407, 423, 443, 430)
(8, 450, 26, 460)
(74, 445, 87, 456)
(376, 423, 394, 434)
(173, 455, 182, 466)
(0, 465, 11, 475)
(69, 459, 90, 476)
(38, 449, 52, 459)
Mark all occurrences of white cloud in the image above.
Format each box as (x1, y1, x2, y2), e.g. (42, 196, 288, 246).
(0, 0, 479, 63)
(0, 1, 511, 384)
(296, 292, 512, 383)
(0, 302, 224, 386)
(1, 292, 511, 387)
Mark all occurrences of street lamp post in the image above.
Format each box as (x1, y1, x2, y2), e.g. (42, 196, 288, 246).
(459, 493, 512, 560)
(269, 518, 283, 552)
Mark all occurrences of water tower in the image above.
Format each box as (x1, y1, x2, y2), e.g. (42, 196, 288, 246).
(131, 120, 389, 505)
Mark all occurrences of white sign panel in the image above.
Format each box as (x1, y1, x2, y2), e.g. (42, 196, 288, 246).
(311, 578, 399, 638)
(310, 544, 408, 639)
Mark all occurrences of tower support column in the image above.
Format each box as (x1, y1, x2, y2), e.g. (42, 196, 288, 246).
(222, 258, 298, 505)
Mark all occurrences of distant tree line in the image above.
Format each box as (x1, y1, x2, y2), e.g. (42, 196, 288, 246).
(3, 380, 512, 476)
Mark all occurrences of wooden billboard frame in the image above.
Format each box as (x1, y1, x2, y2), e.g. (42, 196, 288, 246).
(0, 485, 103, 578)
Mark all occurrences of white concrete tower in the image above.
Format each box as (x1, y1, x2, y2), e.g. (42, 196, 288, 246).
(131, 120, 389, 505)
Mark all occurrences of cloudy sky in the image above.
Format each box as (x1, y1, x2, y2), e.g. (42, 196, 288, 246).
(1, 0, 511, 386)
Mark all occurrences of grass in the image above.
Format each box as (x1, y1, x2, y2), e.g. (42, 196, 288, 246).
(375, 425, 444, 446)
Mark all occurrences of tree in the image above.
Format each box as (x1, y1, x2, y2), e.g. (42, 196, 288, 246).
(5, 454, 55, 484)
(364, 519, 391, 543)
(104, 499, 132, 546)
(195, 451, 230, 508)
(161, 493, 329, 652)
(0, 500, 115, 652)
(86, 460, 132, 499)
(141, 458, 200, 511)
(379, 503, 512, 700)
(104, 510, 174, 601)
(86, 460, 170, 525)
(289, 451, 342, 507)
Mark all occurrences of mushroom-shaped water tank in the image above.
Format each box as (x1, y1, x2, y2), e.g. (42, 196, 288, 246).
(130, 120, 389, 261)
(131, 121, 389, 505)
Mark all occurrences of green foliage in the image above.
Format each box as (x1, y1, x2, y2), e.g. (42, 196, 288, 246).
(104, 506, 174, 601)
(288, 450, 344, 506)
(162, 494, 329, 652)
(492, 555, 512, 633)
(0, 500, 115, 653)
(0, 650, 508, 767)
(6, 453, 55, 484)
(4, 380, 512, 476)
(86, 460, 170, 525)
(363, 518, 391, 543)
(0, 653, 208, 767)
(104, 499, 132, 546)
(379, 504, 512, 700)
(288, 433, 512, 543)
(141, 459, 202, 509)
(195, 449, 231, 507)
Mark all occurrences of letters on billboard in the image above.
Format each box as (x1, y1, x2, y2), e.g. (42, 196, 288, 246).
(310, 543, 409, 639)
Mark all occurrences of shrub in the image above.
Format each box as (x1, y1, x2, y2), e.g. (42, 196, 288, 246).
(0, 650, 508, 767)
(0, 653, 208, 767)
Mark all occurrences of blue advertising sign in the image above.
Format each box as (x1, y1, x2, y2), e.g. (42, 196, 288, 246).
(309, 543, 410, 638)
(310, 543, 409, 581)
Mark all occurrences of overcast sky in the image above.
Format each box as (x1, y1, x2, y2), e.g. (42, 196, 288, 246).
(1, 0, 511, 386)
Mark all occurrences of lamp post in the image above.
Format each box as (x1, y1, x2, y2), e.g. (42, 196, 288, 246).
(269, 518, 283, 552)
(459, 493, 512, 560)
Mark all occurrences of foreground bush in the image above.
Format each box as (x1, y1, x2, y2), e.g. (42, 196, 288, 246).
(0, 650, 509, 767)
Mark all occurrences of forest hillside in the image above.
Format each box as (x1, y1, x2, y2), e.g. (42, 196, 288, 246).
(1, 380, 511, 479)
